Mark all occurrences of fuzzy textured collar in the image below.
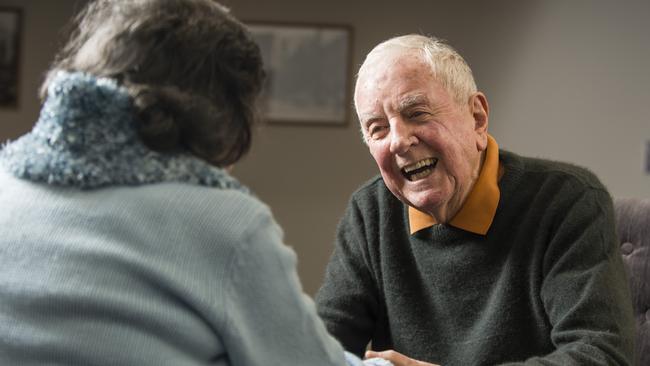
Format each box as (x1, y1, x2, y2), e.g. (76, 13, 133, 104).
(0, 71, 248, 193)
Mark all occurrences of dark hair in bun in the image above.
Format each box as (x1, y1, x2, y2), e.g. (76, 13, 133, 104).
(41, 0, 265, 167)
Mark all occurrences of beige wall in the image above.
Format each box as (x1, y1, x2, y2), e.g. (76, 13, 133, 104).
(2, 0, 649, 295)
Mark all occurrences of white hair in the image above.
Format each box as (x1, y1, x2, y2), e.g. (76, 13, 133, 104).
(357, 34, 478, 106)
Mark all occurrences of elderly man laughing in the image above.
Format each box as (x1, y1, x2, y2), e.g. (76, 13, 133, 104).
(316, 34, 635, 366)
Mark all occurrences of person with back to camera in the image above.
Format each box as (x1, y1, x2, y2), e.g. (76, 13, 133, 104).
(0, 1, 392, 365)
(315, 34, 636, 366)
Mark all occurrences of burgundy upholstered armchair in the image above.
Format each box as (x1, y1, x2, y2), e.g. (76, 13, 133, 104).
(614, 198, 649, 366)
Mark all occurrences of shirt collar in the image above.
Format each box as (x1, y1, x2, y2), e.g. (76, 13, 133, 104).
(408, 134, 501, 235)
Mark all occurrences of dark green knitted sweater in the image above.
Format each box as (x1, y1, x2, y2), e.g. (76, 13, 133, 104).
(316, 150, 635, 366)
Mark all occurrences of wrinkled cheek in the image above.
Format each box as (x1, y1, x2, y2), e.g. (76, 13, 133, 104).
(377, 159, 398, 181)
(378, 167, 400, 191)
(369, 147, 391, 171)
(369, 145, 402, 185)
(377, 163, 404, 194)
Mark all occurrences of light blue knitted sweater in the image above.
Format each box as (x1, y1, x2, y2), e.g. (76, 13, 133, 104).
(0, 72, 389, 366)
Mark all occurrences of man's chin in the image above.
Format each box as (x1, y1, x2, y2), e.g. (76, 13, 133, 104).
(385, 178, 444, 209)
(405, 192, 446, 215)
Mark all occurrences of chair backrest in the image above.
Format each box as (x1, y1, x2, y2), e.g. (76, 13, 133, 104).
(614, 198, 650, 366)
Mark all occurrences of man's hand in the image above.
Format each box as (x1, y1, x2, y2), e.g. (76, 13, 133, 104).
(365, 350, 440, 366)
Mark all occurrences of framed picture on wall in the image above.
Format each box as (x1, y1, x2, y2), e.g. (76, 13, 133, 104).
(0, 7, 22, 108)
(247, 22, 353, 126)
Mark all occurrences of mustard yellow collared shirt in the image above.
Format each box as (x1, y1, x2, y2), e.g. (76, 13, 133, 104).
(408, 134, 502, 235)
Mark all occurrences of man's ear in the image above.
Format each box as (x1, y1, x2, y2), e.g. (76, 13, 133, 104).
(469, 92, 489, 151)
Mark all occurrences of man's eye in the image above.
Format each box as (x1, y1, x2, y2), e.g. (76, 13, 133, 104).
(369, 125, 388, 137)
(409, 111, 428, 119)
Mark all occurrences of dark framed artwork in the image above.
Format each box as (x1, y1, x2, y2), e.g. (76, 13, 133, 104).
(0, 7, 22, 108)
(247, 22, 353, 126)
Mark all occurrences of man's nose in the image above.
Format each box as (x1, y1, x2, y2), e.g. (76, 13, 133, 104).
(389, 121, 417, 155)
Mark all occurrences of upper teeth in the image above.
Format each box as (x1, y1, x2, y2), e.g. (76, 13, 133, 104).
(403, 158, 436, 173)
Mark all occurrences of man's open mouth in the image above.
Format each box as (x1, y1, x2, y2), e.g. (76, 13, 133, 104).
(401, 158, 438, 181)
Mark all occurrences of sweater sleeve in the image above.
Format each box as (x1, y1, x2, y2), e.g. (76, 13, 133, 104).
(316, 196, 381, 358)
(218, 208, 373, 366)
(502, 188, 635, 366)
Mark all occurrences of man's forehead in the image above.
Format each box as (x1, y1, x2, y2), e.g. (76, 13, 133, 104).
(354, 51, 439, 122)
(355, 59, 435, 107)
